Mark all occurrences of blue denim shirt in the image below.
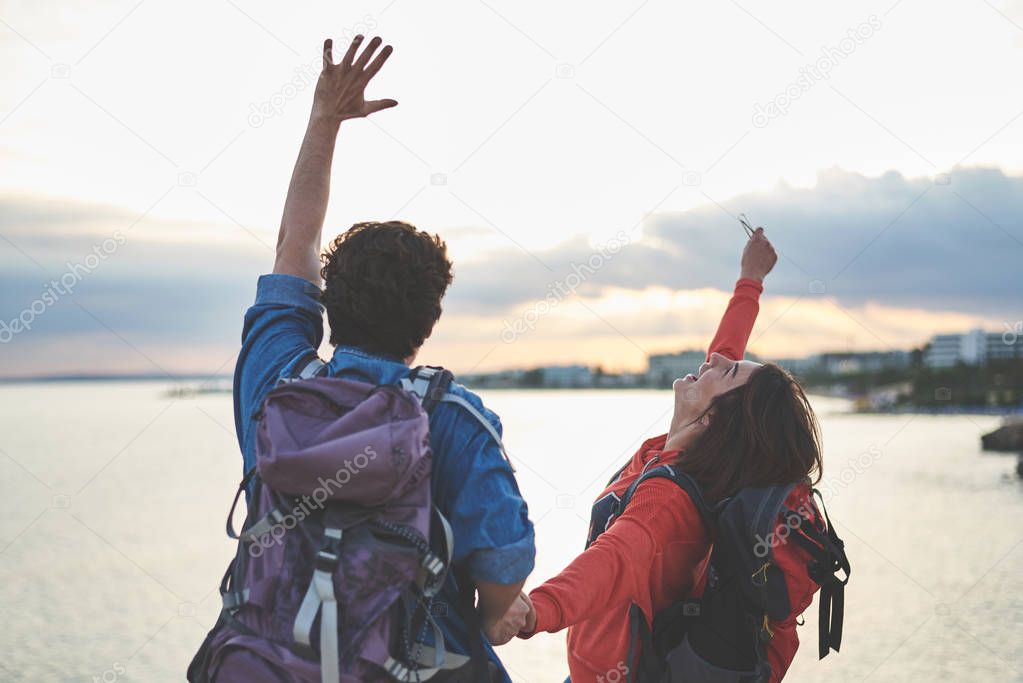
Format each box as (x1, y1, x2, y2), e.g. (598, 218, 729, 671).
(233, 273, 534, 682)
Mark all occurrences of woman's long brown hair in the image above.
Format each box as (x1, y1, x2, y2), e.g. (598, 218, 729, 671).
(673, 363, 823, 505)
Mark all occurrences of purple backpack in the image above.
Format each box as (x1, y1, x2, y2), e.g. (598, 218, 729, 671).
(188, 356, 508, 683)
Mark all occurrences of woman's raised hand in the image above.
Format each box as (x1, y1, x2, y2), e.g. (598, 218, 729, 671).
(740, 227, 777, 282)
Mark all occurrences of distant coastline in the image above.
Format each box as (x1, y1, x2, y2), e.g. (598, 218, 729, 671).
(0, 373, 234, 384)
(1, 373, 1020, 417)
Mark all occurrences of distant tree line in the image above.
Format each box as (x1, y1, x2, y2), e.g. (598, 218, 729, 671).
(795, 356, 1023, 408)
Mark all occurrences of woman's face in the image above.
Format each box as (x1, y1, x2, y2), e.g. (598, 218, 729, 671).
(672, 352, 762, 423)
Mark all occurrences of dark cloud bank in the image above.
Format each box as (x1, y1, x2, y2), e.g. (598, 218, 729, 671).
(0, 166, 1019, 373)
(447, 166, 1022, 317)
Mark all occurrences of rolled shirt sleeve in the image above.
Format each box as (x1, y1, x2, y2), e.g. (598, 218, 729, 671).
(233, 274, 325, 472)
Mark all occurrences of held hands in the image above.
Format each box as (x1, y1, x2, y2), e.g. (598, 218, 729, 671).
(312, 35, 398, 125)
(484, 592, 536, 646)
(739, 227, 777, 282)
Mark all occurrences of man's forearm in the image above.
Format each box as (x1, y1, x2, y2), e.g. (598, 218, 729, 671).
(273, 114, 340, 283)
(478, 579, 526, 628)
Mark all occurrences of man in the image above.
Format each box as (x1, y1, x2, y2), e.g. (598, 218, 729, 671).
(232, 34, 534, 682)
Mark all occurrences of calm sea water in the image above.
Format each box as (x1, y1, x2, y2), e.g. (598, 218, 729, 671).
(0, 383, 1020, 682)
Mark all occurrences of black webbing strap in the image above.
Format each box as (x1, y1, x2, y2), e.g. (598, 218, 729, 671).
(419, 367, 455, 415)
(407, 366, 485, 679)
(783, 496, 850, 659)
(812, 490, 849, 562)
(789, 527, 840, 658)
(820, 576, 845, 658)
(453, 566, 489, 682)
(619, 466, 715, 682)
(782, 508, 845, 569)
(812, 491, 850, 659)
(218, 557, 236, 604)
(626, 603, 641, 683)
(225, 467, 260, 539)
(625, 603, 659, 683)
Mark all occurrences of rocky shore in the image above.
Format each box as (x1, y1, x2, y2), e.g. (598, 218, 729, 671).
(981, 417, 1023, 451)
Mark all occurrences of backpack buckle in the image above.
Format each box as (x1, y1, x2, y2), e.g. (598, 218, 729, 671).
(222, 588, 249, 614)
(384, 658, 411, 679)
(707, 564, 719, 588)
(425, 386, 445, 405)
(416, 368, 454, 414)
(421, 552, 445, 577)
(315, 529, 343, 572)
(315, 550, 339, 572)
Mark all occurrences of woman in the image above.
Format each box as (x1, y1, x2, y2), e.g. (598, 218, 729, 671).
(512, 228, 825, 682)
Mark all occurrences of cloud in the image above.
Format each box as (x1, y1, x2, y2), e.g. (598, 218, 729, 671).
(1, 166, 1020, 376)
(446, 166, 1023, 319)
(0, 193, 273, 376)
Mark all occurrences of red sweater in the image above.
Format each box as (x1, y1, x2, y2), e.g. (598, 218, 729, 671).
(528, 278, 818, 682)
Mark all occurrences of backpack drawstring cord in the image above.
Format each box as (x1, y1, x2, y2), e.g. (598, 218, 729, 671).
(761, 614, 775, 639)
(751, 562, 771, 586)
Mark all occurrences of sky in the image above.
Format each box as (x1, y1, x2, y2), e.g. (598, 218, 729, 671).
(1, 0, 1022, 377)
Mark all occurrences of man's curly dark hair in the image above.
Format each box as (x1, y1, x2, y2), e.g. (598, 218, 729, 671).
(320, 221, 453, 360)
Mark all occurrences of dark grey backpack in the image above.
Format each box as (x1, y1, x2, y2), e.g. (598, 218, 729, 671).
(602, 464, 850, 683)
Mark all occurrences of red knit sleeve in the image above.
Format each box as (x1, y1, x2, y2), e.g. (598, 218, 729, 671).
(706, 278, 763, 361)
(527, 479, 708, 634)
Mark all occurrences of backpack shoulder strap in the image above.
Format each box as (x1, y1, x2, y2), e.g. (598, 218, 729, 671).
(618, 463, 715, 529)
(281, 351, 328, 384)
(401, 366, 494, 681)
(253, 352, 328, 421)
(618, 465, 716, 683)
(284, 351, 380, 384)
(401, 366, 512, 467)
(401, 365, 454, 415)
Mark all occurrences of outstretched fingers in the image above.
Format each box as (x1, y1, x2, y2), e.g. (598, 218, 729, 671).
(322, 38, 333, 69)
(318, 34, 397, 118)
(361, 44, 393, 82)
(327, 34, 391, 78)
(340, 34, 363, 71)
(351, 35, 383, 73)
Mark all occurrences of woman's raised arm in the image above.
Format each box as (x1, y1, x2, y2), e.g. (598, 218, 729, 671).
(706, 228, 777, 360)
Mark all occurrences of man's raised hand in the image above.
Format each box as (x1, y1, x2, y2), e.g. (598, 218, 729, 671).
(312, 35, 398, 125)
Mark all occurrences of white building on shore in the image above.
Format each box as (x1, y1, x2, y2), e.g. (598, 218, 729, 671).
(646, 350, 706, 386)
(540, 365, 593, 388)
(924, 328, 1023, 368)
